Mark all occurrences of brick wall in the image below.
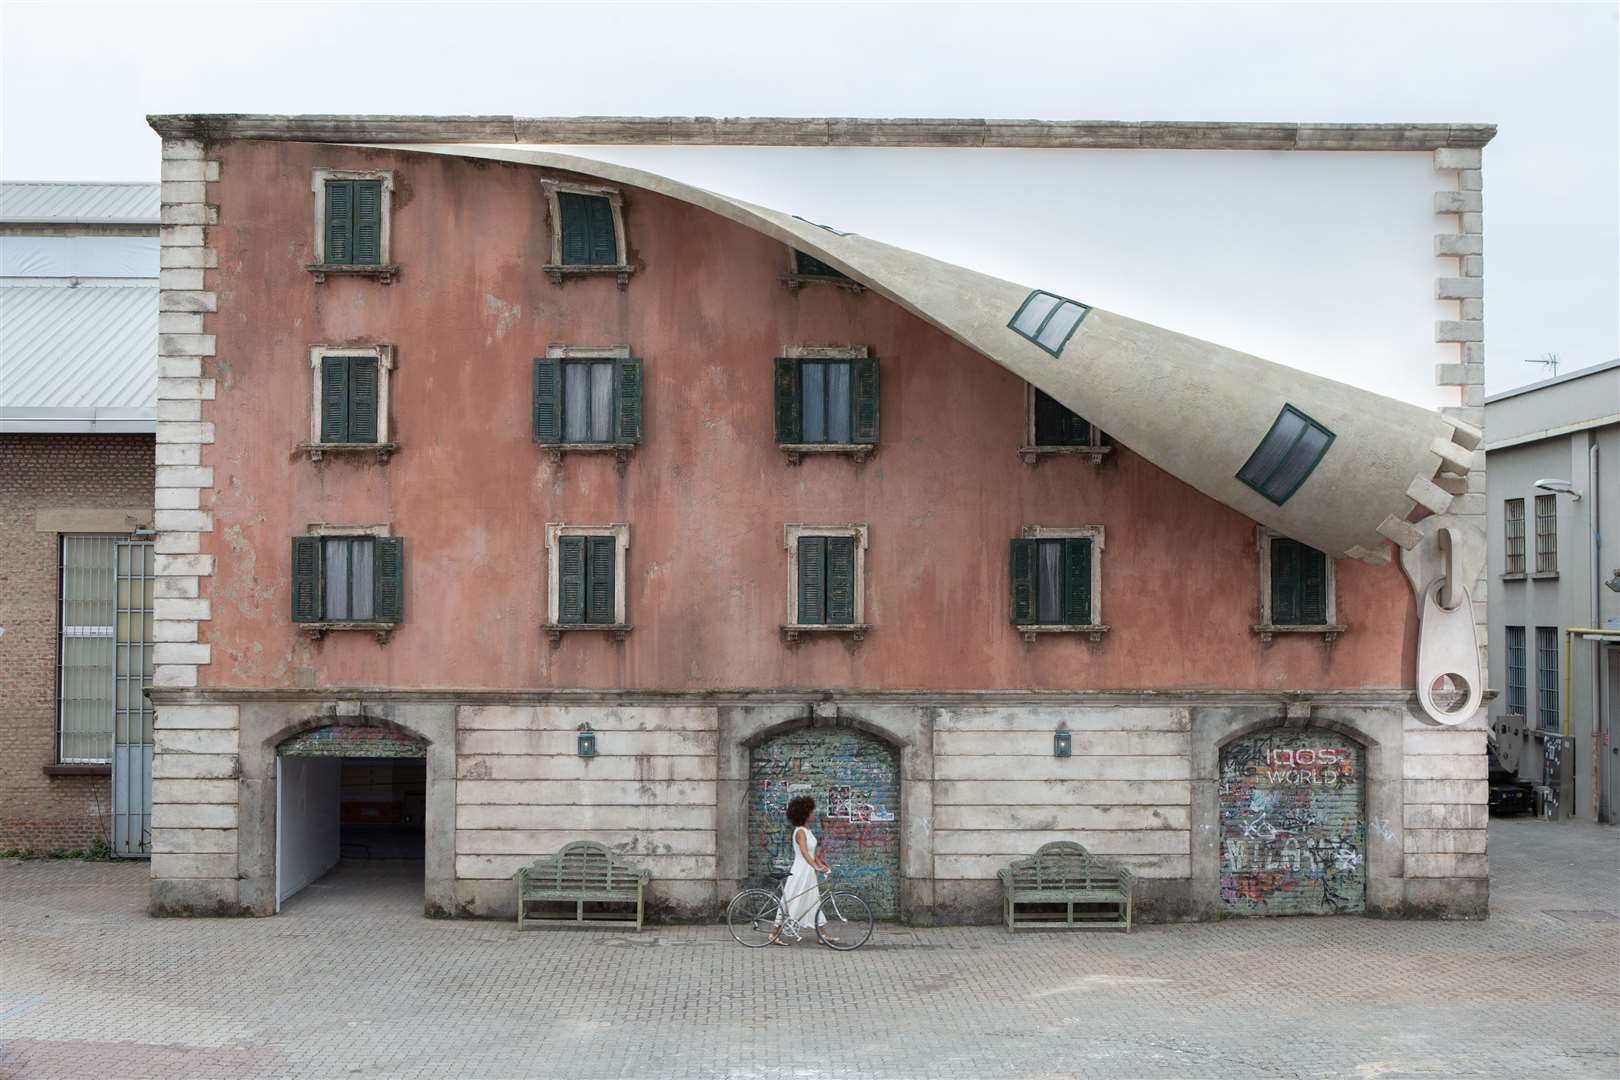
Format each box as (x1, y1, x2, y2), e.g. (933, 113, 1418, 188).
(0, 434, 155, 850)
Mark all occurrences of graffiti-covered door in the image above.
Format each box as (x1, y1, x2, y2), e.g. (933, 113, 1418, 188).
(1219, 730, 1365, 915)
(748, 726, 900, 918)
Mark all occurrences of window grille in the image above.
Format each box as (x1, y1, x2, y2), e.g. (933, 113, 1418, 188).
(1505, 626, 1526, 715)
(1534, 494, 1558, 573)
(1536, 626, 1559, 730)
(1504, 500, 1525, 575)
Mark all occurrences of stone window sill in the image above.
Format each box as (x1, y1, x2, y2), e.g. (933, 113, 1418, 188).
(1016, 623, 1111, 643)
(298, 621, 398, 643)
(307, 263, 399, 285)
(779, 443, 875, 465)
(1500, 572, 1527, 582)
(782, 623, 870, 644)
(539, 442, 636, 473)
(300, 442, 398, 463)
(1019, 445, 1111, 468)
(542, 623, 632, 645)
(43, 763, 110, 777)
(543, 264, 635, 289)
(1530, 571, 1560, 580)
(1253, 623, 1348, 644)
(779, 273, 864, 294)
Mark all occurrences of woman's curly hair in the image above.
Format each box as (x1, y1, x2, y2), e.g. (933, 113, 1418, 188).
(785, 795, 816, 827)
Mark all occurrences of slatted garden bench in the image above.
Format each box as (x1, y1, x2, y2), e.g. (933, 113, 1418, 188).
(513, 840, 649, 931)
(998, 840, 1135, 932)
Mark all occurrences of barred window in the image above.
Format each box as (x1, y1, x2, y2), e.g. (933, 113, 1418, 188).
(1534, 494, 1558, 573)
(1536, 626, 1559, 730)
(1503, 499, 1525, 575)
(1505, 626, 1526, 716)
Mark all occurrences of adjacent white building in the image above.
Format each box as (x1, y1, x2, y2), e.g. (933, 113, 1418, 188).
(1485, 359, 1619, 822)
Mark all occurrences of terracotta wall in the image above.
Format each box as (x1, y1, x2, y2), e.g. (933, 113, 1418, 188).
(198, 142, 1416, 692)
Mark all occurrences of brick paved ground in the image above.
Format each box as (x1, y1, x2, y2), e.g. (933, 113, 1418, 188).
(1, 818, 1615, 1080)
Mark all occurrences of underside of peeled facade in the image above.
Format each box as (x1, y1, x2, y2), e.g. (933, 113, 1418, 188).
(143, 116, 1494, 923)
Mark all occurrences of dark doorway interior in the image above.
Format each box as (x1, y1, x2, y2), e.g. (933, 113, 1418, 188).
(339, 756, 426, 861)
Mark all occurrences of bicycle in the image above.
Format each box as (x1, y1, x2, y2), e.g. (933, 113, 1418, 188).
(726, 863, 874, 951)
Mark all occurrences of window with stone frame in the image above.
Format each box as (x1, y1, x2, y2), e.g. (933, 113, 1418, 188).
(773, 348, 878, 461)
(1008, 526, 1108, 641)
(783, 525, 868, 641)
(291, 530, 403, 638)
(309, 169, 395, 281)
(1503, 498, 1526, 576)
(1253, 528, 1345, 642)
(532, 348, 643, 455)
(541, 180, 632, 286)
(305, 345, 395, 460)
(543, 524, 630, 641)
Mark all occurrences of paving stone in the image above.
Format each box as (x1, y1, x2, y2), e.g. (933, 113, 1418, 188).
(0, 818, 1614, 1079)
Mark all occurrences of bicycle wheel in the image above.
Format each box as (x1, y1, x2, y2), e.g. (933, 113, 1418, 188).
(727, 888, 785, 948)
(815, 890, 873, 951)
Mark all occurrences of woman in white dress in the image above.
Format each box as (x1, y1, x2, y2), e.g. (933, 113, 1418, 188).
(774, 795, 831, 945)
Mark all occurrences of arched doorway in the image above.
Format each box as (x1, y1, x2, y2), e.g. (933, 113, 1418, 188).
(276, 723, 428, 911)
(1219, 728, 1366, 915)
(747, 725, 902, 918)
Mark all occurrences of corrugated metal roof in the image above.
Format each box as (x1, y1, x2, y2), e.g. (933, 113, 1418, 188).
(0, 182, 160, 224)
(0, 282, 156, 431)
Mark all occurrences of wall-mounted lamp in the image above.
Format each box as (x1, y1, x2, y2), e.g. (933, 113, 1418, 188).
(576, 722, 596, 758)
(1534, 478, 1583, 501)
(1054, 723, 1072, 758)
(1605, 570, 1620, 595)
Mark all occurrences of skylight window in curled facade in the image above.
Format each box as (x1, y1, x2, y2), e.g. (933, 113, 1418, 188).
(1008, 290, 1091, 357)
(1237, 405, 1336, 505)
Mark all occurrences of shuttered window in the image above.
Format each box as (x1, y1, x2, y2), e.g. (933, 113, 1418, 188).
(1269, 537, 1329, 626)
(556, 535, 618, 625)
(1237, 405, 1335, 505)
(319, 355, 381, 443)
(557, 192, 618, 266)
(773, 356, 879, 445)
(1505, 626, 1527, 716)
(796, 535, 857, 625)
(324, 179, 384, 266)
(1008, 290, 1091, 357)
(1504, 499, 1526, 574)
(1009, 538, 1092, 625)
(533, 357, 643, 445)
(1032, 388, 1095, 446)
(291, 536, 404, 624)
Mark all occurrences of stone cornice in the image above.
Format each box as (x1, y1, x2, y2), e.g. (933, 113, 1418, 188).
(148, 686, 1423, 708)
(146, 114, 1497, 151)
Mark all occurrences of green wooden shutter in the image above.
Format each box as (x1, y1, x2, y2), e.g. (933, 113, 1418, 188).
(324, 180, 353, 264)
(533, 358, 562, 443)
(586, 195, 617, 265)
(291, 536, 323, 622)
(1299, 546, 1328, 626)
(586, 536, 616, 624)
(1009, 539, 1036, 624)
(851, 356, 879, 445)
(558, 536, 587, 624)
(826, 537, 856, 625)
(372, 537, 404, 623)
(1063, 538, 1093, 625)
(797, 536, 826, 625)
(773, 357, 801, 444)
(320, 356, 350, 443)
(1271, 538, 1302, 625)
(353, 180, 383, 265)
(347, 357, 380, 443)
(614, 356, 643, 444)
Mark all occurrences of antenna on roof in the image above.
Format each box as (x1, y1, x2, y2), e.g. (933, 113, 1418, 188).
(1526, 352, 1560, 378)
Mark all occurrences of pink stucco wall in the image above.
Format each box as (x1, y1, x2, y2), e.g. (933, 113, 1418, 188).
(196, 142, 1416, 691)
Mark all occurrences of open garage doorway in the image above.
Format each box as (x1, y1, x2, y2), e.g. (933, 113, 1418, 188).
(276, 725, 428, 912)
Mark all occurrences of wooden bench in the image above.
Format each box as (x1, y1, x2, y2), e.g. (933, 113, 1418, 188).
(513, 841, 649, 930)
(998, 841, 1135, 932)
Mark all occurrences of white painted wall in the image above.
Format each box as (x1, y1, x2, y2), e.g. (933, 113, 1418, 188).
(277, 756, 341, 905)
(520, 145, 1457, 409)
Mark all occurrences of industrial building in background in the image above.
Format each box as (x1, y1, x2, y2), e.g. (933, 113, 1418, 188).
(139, 114, 1498, 924)
(0, 182, 159, 856)
(1485, 359, 1618, 822)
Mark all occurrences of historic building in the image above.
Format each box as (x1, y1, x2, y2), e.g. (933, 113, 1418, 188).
(142, 115, 1495, 923)
(0, 182, 158, 855)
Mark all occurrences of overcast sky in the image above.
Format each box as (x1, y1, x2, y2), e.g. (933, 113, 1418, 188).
(3, 1, 1615, 398)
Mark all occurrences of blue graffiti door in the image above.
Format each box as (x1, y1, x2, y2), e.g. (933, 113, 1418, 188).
(1219, 730, 1366, 915)
(748, 726, 901, 918)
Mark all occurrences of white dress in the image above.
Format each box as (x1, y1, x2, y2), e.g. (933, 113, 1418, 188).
(782, 826, 825, 928)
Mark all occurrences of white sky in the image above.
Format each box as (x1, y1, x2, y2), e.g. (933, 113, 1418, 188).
(3, 1, 1615, 399)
